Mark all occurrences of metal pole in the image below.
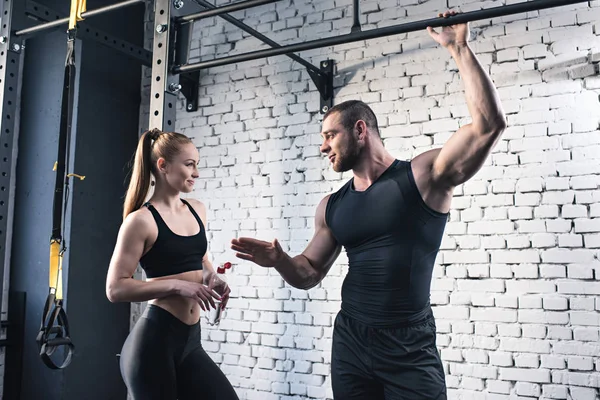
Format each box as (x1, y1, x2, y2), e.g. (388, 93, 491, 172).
(178, 0, 282, 22)
(189, 0, 322, 75)
(14, 0, 145, 37)
(174, 0, 589, 73)
(149, 0, 176, 130)
(351, 0, 361, 33)
(0, 0, 26, 390)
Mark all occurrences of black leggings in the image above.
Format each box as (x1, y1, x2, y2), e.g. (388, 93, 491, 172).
(119, 304, 239, 400)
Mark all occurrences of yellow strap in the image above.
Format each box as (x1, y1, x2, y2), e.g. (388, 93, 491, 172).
(67, 173, 86, 181)
(56, 253, 64, 300)
(49, 240, 60, 291)
(69, 0, 87, 30)
(49, 241, 65, 300)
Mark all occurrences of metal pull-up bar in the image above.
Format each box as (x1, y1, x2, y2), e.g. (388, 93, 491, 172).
(15, 0, 145, 38)
(178, 0, 281, 23)
(173, 0, 590, 74)
(190, 0, 322, 75)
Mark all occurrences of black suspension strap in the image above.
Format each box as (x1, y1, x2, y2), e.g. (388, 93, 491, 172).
(35, 0, 86, 370)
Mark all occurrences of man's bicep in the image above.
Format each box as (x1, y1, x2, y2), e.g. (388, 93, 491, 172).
(431, 124, 500, 188)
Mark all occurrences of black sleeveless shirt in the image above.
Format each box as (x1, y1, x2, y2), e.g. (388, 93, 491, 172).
(325, 160, 448, 327)
(139, 199, 207, 279)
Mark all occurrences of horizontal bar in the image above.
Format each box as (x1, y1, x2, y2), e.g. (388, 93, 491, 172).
(15, 0, 145, 37)
(191, 0, 321, 75)
(174, 0, 589, 73)
(177, 0, 281, 23)
(24, 1, 151, 66)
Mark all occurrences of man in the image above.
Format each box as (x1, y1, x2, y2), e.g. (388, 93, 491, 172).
(231, 10, 506, 400)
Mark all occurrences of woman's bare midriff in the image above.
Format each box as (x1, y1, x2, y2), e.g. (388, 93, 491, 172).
(147, 270, 204, 326)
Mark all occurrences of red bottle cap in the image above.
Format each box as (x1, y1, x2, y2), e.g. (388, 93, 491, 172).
(224, 262, 232, 270)
(217, 266, 225, 274)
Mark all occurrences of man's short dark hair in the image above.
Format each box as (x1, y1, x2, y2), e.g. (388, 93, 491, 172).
(323, 100, 380, 137)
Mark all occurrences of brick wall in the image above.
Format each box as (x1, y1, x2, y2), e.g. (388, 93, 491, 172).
(137, 0, 600, 399)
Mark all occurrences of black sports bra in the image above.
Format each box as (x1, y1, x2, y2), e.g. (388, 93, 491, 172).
(139, 199, 207, 279)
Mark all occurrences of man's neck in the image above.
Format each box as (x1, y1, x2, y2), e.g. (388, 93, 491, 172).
(352, 149, 396, 191)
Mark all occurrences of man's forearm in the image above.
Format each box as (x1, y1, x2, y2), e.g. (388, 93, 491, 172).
(274, 253, 321, 290)
(450, 43, 506, 133)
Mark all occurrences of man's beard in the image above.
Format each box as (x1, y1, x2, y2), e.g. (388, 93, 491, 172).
(333, 137, 361, 173)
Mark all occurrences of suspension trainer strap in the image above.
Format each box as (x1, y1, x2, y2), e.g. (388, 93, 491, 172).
(36, 0, 86, 370)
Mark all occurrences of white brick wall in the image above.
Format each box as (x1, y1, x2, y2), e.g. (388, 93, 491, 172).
(137, 0, 600, 398)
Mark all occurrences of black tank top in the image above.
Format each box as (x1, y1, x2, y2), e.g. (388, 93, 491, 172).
(139, 199, 207, 279)
(325, 160, 448, 327)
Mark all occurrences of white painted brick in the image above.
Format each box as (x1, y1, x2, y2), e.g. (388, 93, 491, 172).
(519, 296, 543, 309)
(547, 326, 573, 341)
(541, 354, 567, 369)
(543, 297, 569, 310)
(513, 264, 539, 279)
(573, 327, 600, 342)
(506, 235, 532, 249)
(570, 297, 596, 311)
(498, 323, 521, 338)
(519, 310, 569, 325)
(490, 250, 540, 264)
(567, 356, 594, 371)
(499, 367, 551, 383)
(584, 234, 600, 248)
(495, 294, 518, 309)
(522, 324, 547, 339)
(488, 380, 512, 394)
(531, 233, 557, 248)
(515, 381, 541, 397)
(506, 280, 556, 294)
(567, 263, 594, 279)
(490, 352, 514, 367)
(471, 308, 516, 323)
(569, 386, 598, 400)
(553, 369, 600, 388)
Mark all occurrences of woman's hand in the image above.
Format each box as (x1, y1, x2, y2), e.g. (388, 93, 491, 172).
(204, 270, 231, 310)
(174, 280, 221, 311)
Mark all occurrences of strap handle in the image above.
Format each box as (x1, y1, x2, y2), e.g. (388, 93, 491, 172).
(36, 298, 74, 369)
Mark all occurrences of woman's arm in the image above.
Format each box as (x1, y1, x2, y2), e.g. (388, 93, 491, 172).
(106, 210, 181, 302)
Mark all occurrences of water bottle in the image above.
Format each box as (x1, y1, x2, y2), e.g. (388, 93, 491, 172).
(206, 262, 231, 326)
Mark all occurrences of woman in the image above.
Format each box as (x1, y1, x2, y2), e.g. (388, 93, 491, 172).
(106, 128, 239, 400)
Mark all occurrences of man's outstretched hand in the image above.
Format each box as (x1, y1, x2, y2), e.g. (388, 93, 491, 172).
(231, 237, 284, 268)
(427, 10, 470, 49)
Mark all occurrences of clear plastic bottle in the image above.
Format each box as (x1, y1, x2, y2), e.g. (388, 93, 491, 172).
(206, 262, 231, 326)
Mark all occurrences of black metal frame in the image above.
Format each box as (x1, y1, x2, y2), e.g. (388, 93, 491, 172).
(23, 1, 152, 67)
(15, 0, 146, 37)
(174, 0, 590, 74)
(192, 0, 333, 113)
(0, 0, 150, 395)
(0, 0, 26, 359)
(177, 0, 280, 23)
(0, 1, 28, 398)
(149, 0, 177, 131)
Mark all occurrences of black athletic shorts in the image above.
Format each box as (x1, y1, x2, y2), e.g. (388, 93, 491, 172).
(331, 309, 447, 400)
